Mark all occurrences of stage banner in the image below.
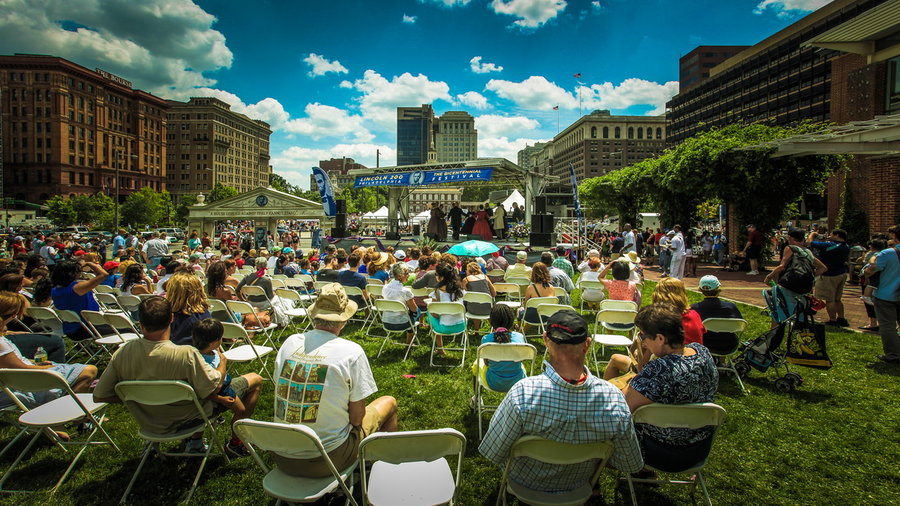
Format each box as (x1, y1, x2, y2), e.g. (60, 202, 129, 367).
(354, 167, 493, 188)
(312, 166, 337, 216)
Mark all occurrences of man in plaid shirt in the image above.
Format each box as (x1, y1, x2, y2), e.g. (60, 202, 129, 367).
(551, 246, 575, 279)
(479, 309, 644, 493)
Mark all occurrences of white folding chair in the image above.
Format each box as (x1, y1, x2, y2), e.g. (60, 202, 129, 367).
(577, 280, 606, 313)
(271, 279, 286, 289)
(25, 307, 96, 361)
(285, 277, 316, 303)
(94, 291, 125, 314)
(221, 322, 274, 382)
(208, 298, 236, 324)
(486, 269, 506, 280)
(599, 299, 638, 312)
(358, 429, 466, 506)
(272, 274, 288, 281)
(372, 299, 419, 360)
(493, 283, 522, 310)
(0, 369, 118, 493)
(463, 291, 494, 336)
(234, 419, 358, 506)
(496, 436, 614, 506)
(591, 309, 637, 373)
(473, 343, 537, 440)
(625, 403, 727, 506)
(114, 380, 229, 504)
(226, 300, 278, 349)
(313, 280, 331, 292)
(521, 296, 557, 339)
(506, 276, 531, 297)
(116, 294, 142, 318)
(426, 301, 468, 367)
(81, 310, 138, 357)
(103, 312, 144, 343)
(363, 284, 386, 333)
(536, 304, 576, 337)
(702, 318, 749, 394)
(343, 286, 373, 327)
(241, 284, 275, 311)
(275, 288, 312, 333)
(92, 284, 119, 295)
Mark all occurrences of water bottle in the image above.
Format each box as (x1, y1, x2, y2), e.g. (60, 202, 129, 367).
(34, 347, 47, 364)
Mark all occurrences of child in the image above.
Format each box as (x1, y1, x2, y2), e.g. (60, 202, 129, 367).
(473, 304, 527, 394)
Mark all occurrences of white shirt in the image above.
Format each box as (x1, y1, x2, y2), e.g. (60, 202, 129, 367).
(622, 231, 635, 253)
(381, 280, 414, 325)
(578, 270, 605, 301)
(406, 259, 419, 270)
(670, 234, 685, 257)
(274, 330, 378, 457)
(659, 236, 670, 249)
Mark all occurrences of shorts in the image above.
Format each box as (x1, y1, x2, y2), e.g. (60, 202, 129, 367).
(746, 245, 762, 260)
(815, 274, 847, 302)
(273, 404, 386, 478)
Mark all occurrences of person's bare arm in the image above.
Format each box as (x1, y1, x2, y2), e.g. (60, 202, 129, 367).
(204, 350, 228, 399)
(348, 399, 366, 428)
(0, 350, 53, 370)
(623, 385, 653, 413)
(813, 257, 827, 277)
(486, 278, 496, 297)
(72, 262, 109, 296)
(764, 246, 793, 284)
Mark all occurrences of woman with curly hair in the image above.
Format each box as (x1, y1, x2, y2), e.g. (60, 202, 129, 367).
(206, 261, 235, 301)
(119, 263, 153, 296)
(652, 277, 705, 345)
(165, 272, 211, 345)
(429, 262, 467, 355)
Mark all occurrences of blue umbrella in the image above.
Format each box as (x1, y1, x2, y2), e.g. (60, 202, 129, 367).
(447, 240, 499, 257)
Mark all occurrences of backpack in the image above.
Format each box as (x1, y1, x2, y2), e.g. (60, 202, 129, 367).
(779, 246, 815, 294)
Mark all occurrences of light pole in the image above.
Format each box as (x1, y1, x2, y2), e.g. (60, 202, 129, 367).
(114, 150, 138, 230)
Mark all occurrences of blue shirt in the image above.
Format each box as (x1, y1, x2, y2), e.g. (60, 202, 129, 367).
(369, 270, 389, 282)
(201, 351, 234, 397)
(112, 235, 126, 253)
(873, 245, 900, 302)
(51, 281, 100, 334)
(480, 331, 527, 392)
(337, 270, 368, 306)
(809, 241, 850, 276)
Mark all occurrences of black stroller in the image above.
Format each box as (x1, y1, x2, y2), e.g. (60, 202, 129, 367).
(733, 314, 805, 392)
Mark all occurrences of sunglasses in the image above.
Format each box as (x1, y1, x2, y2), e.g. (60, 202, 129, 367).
(638, 331, 652, 341)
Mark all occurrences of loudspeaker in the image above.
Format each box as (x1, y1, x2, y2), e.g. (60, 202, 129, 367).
(331, 227, 347, 238)
(335, 199, 347, 214)
(413, 224, 421, 236)
(335, 213, 347, 230)
(531, 214, 553, 234)
(529, 232, 553, 247)
(386, 231, 401, 240)
(534, 196, 547, 214)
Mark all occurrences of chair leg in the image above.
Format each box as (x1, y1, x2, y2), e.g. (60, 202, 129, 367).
(0, 430, 42, 491)
(626, 475, 639, 506)
(697, 471, 712, 506)
(0, 426, 29, 461)
(120, 442, 155, 504)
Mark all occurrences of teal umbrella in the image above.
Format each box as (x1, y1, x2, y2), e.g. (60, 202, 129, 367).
(447, 240, 499, 257)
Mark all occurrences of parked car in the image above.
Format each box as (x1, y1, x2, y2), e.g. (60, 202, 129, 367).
(59, 226, 90, 237)
(155, 228, 184, 241)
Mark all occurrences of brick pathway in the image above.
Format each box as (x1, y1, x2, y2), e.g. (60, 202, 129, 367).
(639, 258, 875, 333)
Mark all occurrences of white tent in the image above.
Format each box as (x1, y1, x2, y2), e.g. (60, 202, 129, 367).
(362, 206, 389, 220)
(411, 210, 431, 225)
(501, 189, 525, 209)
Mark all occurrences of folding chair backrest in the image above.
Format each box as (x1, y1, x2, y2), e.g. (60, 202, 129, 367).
(507, 277, 531, 288)
(524, 296, 556, 310)
(463, 291, 494, 305)
(81, 310, 109, 333)
(477, 343, 537, 363)
(297, 274, 314, 284)
(271, 279, 286, 289)
(208, 299, 234, 322)
(427, 301, 465, 318)
(510, 436, 614, 465)
(493, 283, 520, 297)
(0, 368, 70, 393)
(95, 292, 121, 309)
(374, 299, 409, 313)
(633, 403, 726, 429)
(272, 274, 288, 280)
(410, 287, 432, 298)
(56, 309, 85, 326)
(367, 284, 384, 298)
(553, 287, 567, 298)
(104, 312, 140, 334)
(314, 281, 331, 291)
(25, 306, 63, 333)
(358, 428, 466, 465)
(283, 278, 305, 289)
(578, 280, 605, 291)
(702, 318, 748, 335)
(275, 288, 301, 304)
(93, 285, 118, 294)
(241, 285, 269, 300)
(486, 269, 505, 278)
(599, 299, 638, 311)
(366, 278, 384, 285)
(114, 381, 204, 422)
(221, 322, 250, 342)
(234, 419, 325, 456)
(226, 300, 256, 316)
(117, 295, 142, 313)
(596, 309, 637, 326)
(537, 304, 575, 320)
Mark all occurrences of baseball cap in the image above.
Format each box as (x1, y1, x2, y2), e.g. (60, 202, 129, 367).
(587, 249, 600, 257)
(394, 250, 406, 260)
(307, 283, 358, 322)
(516, 251, 528, 260)
(103, 261, 120, 271)
(666, 230, 676, 236)
(699, 275, 721, 291)
(545, 309, 589, 345)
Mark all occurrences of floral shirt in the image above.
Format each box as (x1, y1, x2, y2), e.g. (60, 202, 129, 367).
(630, 343, 718, 446)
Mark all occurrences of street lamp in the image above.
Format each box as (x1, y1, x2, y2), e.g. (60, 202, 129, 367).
(114, 150, 138, 230)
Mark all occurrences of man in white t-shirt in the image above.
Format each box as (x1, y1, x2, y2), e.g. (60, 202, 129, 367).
(621, 224, 636, 254)
(577, 249, 601, 273)
(668, 225, 686, 280)
(272, 283, 398, 477)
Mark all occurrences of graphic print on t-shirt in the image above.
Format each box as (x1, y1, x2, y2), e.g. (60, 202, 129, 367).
(275, 356, 330, 424)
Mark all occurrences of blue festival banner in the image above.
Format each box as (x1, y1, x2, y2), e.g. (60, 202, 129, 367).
(312, 167, 337, 217)
(354, 167, 493, 188)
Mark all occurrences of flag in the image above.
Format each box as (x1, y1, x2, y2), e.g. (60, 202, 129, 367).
(311, 167, 337, 217)
(573, 72, 582, 78)
(552, 105, 559, 110)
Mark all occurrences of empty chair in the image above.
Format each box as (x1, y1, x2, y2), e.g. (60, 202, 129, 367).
(102, 312, 144, 343)
(0, 369, 118, 493)
(493, 283, 522, 310)
(358, 429, 466, 506)
(94, 291, 125, 313)
(117, 294, 142, 317)
(342, 286, 372, 327)
(521, 296, 557, 338)
(495, 437, 614, 506)
(599, 299, 638, 312)
(701, 318, 749, 394)
(221, 322, 274, 382)
(591, 309, 637, 372)
(473, 343, 536, 439)
(371, 299, 419, 360)
(272, 274, 288, 281)
(271, 278, 286, 289)
(625, 403, 727, 506)
(114, 380, 230, 503)
(81, 310, 138, 357)
(577, 279, 606, 312)
(234, 419, 358, 506)
(92, 284, 119, 295)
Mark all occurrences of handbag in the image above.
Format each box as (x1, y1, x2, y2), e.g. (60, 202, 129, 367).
(786, 320, 832, 369)
(242, 310, 271, 329)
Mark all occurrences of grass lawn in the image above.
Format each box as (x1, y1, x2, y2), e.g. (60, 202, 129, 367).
(0, 282, 898, 505)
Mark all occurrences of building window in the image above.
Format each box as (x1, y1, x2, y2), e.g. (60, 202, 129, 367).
(637, 128, 643, 139)
(656, 127, 662, 139)
(615, 127, 621, 139)
(627, 127, 634, 139)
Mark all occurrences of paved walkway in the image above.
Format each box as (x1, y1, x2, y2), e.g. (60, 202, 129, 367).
(639, 258, 874, 333)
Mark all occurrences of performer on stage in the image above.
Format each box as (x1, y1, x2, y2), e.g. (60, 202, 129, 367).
(461, 207, 476, 236)
(473, 205, 494, 242)
(493, 203, 506, 240)
(427, 202, 448, 241)
(448, 202, 464, 241)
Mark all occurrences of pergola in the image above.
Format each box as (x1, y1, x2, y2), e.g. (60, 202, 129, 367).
(740, 113, 900, 156)
(348, 158, 555, 237)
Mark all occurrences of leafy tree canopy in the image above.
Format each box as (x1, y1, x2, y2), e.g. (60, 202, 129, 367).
(208, 183, 239, 203)
(120, 187, 174, 228)
(45, 193, 115, 229)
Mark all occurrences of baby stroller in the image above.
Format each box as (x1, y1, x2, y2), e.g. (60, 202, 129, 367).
(733, 313, 804, 392)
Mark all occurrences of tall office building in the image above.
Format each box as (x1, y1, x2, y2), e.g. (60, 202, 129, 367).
(517, 142, 548, 171)
(678, 45, 750, 93)
(0, 54, 167, 204)
(435, 111, 477, 162)
(396, 105, 436, 166)
(166, 97, 271, 201)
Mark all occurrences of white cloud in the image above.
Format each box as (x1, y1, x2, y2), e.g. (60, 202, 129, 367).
(490, 0, 567, 28)
(469, 56, 504, 74)
(402, 14, 417, 23)
(753, 0, 831, 17)
(272, 143, 397, 189)
(486, 76, 577, 110)
(303, 53, 349, 77)
(456, 91, 490, 109)
(475, 114, 540, 137)
(341, 70, 453, 128)
(0, 0, 232, 93)
(578, 79, 679, 115)
(420, 0, 472, 6)
(479, 136, 548, 161)
(284, 103, 373, 142)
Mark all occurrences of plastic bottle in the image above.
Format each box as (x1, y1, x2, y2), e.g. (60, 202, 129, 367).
(34, 346, 47, 364)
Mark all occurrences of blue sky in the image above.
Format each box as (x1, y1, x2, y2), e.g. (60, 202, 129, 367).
(0, 0, 832, 188)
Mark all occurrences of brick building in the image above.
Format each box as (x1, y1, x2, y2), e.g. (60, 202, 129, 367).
(678, 45, 750, 93)
(310, 157, 366, 192)
(0, 54, 167, 204)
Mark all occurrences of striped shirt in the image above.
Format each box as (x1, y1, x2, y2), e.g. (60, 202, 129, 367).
(479, 362, 644, 493)
(552, 257, 575, 279)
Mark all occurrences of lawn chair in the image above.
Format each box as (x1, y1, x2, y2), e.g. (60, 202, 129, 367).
(426, 301, 468, 367)
(81, 310, 138, 358)
(241, 285, 275, 311)
(473, 343, 537, 439)
(521, 296, 557, 339)
(208, 298, 236, 324)
(234, 419, 358, 506)
(0, 369, 118, 494)
(93, 284, 120, 295)
(599, 300, 638, 312)
(114, 380, 230, 504)
(94, 292, 125, 314)
(625, 403, 727, 506)
(496, 436, 614, 506)
(577, 280, 605, 313)
(25, 307, 96, 361)
(274, 288, 312, 334)
(371, 299, 419, 360)
(358, 428, 466, 506)
(591, 309, 637, 373)
(116, 294, 142, 321)
(226, 300, 278, 349)
(701, 318, 749, 394)
(493, 283, 522, 310)
(463, 291, 494, 336)
(221, 322, 274, 382)
(342, 286, 372, 328)
(271, 279, 286, 289)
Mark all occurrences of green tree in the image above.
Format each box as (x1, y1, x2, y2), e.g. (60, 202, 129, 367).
(120, 187, 171, 228)
(208, 183, 238, 203)
(174, 194, 198, 225)
(837, 172, 868, 244)
(45, 195, 77, 227)
(71, 193, 115, 229)
(270, 173, 300, 194)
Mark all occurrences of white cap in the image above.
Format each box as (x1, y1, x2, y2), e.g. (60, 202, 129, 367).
(394, 250, 406, 260)
(587, 249, 600, 257)
(516, 250, 528, 260)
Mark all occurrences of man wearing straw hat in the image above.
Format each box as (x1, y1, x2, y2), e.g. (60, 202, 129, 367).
(272, 283, 398, 477)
